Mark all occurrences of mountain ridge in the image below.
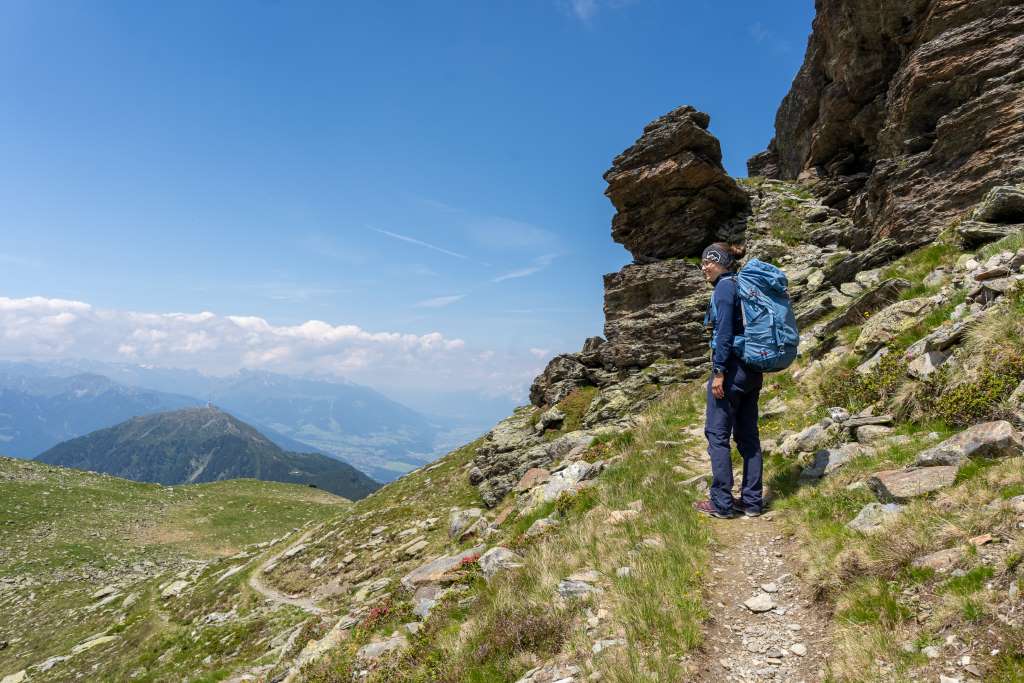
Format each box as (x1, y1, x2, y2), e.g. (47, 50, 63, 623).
(35, 405, 381, 500)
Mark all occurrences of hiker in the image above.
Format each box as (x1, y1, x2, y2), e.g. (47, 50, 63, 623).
(694, 242, 764, 519)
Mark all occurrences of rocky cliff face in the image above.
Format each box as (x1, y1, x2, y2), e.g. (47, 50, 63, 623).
(751, 0, 1024, 251)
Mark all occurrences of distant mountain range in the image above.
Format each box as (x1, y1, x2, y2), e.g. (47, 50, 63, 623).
(0, 368, 200, 457)
(36, 406, 380, 500)
(0, 360, 515, 481)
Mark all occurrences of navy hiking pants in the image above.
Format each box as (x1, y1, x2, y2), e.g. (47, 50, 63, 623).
(704, 368, 764, 515)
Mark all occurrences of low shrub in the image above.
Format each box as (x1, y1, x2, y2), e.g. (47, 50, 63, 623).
(928, 354, 1024, 427)
(817, 349, 908, 412)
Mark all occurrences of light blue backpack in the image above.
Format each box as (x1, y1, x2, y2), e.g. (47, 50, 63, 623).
(705, 258, 800, 372)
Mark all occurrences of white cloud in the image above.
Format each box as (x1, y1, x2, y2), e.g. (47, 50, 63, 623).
(0, 294, 468, 380)
(415, 295, 465, 309)
(529, 347, 551, 359)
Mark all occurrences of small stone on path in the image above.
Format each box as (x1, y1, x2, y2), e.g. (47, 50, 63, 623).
(743, 593, 775, 613)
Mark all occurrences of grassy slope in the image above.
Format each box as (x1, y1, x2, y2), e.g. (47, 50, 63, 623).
(0, 457, 349, 681)
(257, 388, 712, 682)
(281, 206, 1024, 682)
(754, 230, 1024, 682)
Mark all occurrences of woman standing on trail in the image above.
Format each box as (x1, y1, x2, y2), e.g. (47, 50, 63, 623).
(693, 242, 765, 519)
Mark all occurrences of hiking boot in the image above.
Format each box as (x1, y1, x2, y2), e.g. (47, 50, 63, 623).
(732, 502, 764, 518)
(694, 499, 736, 519)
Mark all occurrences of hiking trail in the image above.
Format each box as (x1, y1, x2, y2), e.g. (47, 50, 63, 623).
(694, 511, 833, 682)
(248, 526, 325, 615)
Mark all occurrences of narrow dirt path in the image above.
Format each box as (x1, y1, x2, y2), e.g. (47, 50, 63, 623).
(694, 513, 833, 682)
(248, 526, 324, 615)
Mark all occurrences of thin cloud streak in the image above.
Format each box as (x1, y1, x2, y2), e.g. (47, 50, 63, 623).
(492, 253, 558, 283)
(415, 294, 465, 308)
(373, 228, 469, 260)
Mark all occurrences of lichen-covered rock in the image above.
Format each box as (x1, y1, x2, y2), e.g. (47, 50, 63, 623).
(478, 547, 524, 581)
(847, 502, 904, 534)
(854, 296, 937, 356)
(780, 421, 835, 455)
(973, 185, 1024, 224)
(400, 546, 484, 590)
(529, 355, 588, 407)
(448, 508, 484, 541)
(800, 444, 869, 480)
(956, 220, 1023, 248)
(815, 278, 911, 339)
(915, 420, 1024, 467)
(867, 467, 958, 503)
(473, 429, 594, 508)
(604, 106, 750, 260)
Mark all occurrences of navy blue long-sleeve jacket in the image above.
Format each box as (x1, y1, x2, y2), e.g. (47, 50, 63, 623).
(709, 273, 743, 374)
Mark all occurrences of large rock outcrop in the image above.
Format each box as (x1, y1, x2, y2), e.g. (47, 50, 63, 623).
(529, 106, 748, 409)
(751, 0, 1024, 249)
(605, 106, 750, 260)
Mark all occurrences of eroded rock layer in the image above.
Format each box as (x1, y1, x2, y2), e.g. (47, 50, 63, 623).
(752, 0, 1024, 248)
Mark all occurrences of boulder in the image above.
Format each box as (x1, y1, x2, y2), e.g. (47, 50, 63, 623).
(535, 407, 566, 432)
(525, 517, 560, 538)
(855, 425, 894, 445)
(915, 421, 1024, 467)
(400, 546, 485, 590)
(529, 355, 588, 407)
(847, 502, 904, 534)
(558, 579, 601, 598)
(743, 593, 775, 613)
(780, 421, 834, 455)
(514, 468, 550, 492)
(800, 444, 868, 480)
(867, 467, 958, 503)
(957, 221, 1022, 248)
(856, 347, 889, 375)
(904, 316, 977, 359)
(843, 413, 894, 428)
(448, 508, 484, 541)
(357, 632, 407, 661)
(473, 420, 593, 507)
(160, 580, 189, 599)
(911, 547, 963, 573)
(854, 296, 937, 356)
(522, 460, 602, 511)
(603, 105, 750, 260)
(973, 186, 1024, 224)
(411, 584, 444, 619)
(478, 547, 524, 581)
(968, 276, 1015, 306)
(907, 350, 949, 379)
(70, 635, 118, 655)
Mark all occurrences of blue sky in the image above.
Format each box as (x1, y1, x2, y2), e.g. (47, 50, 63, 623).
(0, 0, 814, 404)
